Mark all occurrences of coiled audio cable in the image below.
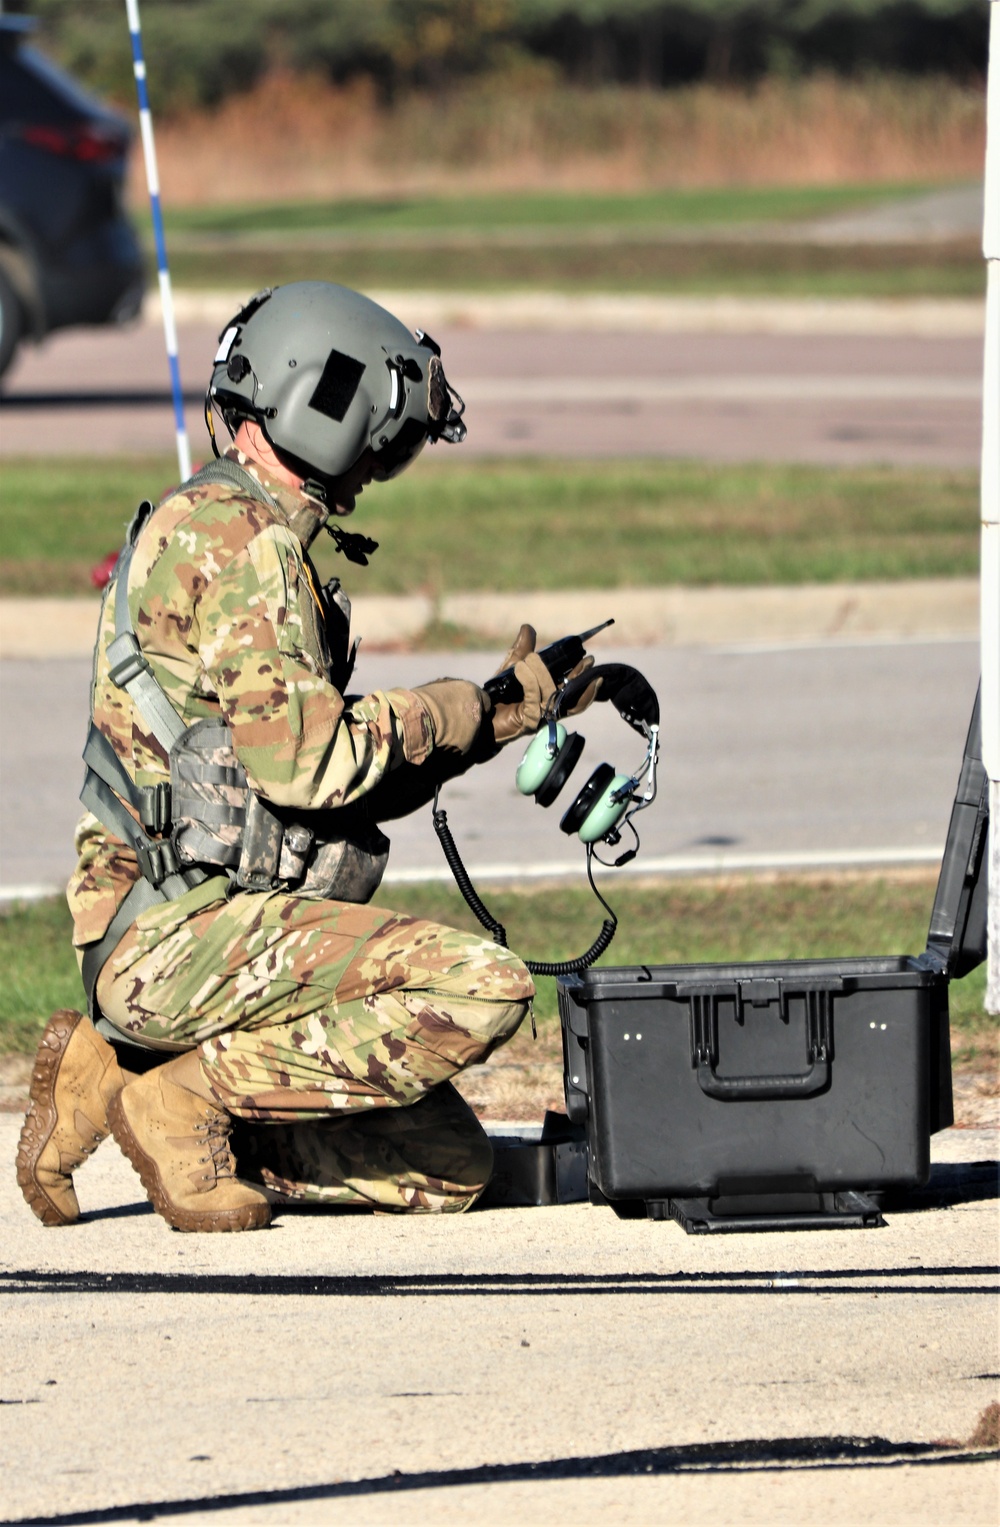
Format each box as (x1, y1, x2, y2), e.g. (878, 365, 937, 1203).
(432, 793, 617, 976)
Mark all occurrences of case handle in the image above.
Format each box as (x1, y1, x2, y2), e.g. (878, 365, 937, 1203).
(689, 987, 833, 1102)
(696, 1054, 829, 1101)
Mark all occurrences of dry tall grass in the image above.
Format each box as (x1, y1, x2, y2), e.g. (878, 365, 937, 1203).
(141, 72, 986, 206)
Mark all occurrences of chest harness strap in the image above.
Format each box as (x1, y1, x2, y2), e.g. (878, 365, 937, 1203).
(79, 461, 280, 1033)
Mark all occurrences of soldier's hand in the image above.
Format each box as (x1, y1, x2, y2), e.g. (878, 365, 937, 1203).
(490, 630, 557, 745)
(492, 623, 537, 677)
(491, 624, 601, 732)
(561, 654, 602, 716)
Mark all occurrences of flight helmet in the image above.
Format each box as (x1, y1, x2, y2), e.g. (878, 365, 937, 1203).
(207, 282, 466, 490)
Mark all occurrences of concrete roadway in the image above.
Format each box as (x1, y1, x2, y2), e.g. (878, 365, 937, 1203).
(0, 316, 983, 467)
(0, 639, 981, 895)
(0, 1117, 996, 1526)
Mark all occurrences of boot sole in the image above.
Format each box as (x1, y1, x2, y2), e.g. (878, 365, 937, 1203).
(16, 1009, 88, 1227)
(108, 1089, 270, 1233)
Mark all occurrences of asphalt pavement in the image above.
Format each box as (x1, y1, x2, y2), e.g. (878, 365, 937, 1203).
(0, 302, 984, 467)
(0, 637, 982, 895)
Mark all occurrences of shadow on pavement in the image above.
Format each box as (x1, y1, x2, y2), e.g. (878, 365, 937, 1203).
(883, 1160, 998, 1209)
(3, 1435, 994, 1527)
(2, 1265, 997, 1298)
(76, 1201, 154, 1223)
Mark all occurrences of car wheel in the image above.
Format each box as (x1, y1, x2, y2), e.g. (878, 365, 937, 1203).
(0, 264, 25, 381)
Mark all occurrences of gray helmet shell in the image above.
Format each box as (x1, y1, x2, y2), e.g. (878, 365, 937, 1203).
(210, 282, 463, 481)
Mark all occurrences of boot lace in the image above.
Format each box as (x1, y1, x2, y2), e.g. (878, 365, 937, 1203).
(69, 1128, 104, 1169)
(193, 1112, 238, 1183)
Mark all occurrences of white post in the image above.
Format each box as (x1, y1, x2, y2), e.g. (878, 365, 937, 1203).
(982, 2, 1000, 1012)
(124, 0, 191, 482)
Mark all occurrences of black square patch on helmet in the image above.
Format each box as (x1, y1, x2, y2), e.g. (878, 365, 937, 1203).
(309, 348, 367, 423)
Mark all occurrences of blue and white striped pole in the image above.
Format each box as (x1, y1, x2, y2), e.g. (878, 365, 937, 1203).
(125, 0, 191, 482)
(982, 1, 999, 1013)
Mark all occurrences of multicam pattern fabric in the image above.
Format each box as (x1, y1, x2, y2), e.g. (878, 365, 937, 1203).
(95, 886, 530, 1115)
(231, 1083, 492, 1213)
(69, 450, 442, 949)
(94, 887, 530, 1205)
(69, 453, 532, 1210)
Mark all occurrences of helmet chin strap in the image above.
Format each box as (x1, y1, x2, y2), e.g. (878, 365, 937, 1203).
(296, 469, 381, 565)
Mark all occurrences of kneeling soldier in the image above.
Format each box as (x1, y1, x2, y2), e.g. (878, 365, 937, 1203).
(17, 282, 596, 1231)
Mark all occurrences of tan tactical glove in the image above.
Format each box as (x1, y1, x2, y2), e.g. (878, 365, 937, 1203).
(490, 624, 602, 745)
(411, 678, 490, 754)
(493, 623, 539, 679)
(561, 655, 602, 717)
(490, 653, 555, 745)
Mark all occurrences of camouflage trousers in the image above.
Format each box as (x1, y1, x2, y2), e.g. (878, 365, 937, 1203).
(228, 1082, 492, 1213)
(94, 876, 533, 1212)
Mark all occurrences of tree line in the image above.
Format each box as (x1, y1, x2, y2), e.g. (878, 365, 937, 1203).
(16, 0, 990, 115)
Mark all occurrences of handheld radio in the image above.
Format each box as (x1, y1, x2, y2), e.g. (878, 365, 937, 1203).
(484, 619, 615, 705)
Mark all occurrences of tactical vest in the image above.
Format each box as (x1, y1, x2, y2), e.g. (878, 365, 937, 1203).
(80, 458, 389, 1021)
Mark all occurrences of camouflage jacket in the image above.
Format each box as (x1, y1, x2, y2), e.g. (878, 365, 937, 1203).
(69, 451, 446, 949)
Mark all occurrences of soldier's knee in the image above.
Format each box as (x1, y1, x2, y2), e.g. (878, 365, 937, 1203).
(433, 938, 534, 1048)
(491, 949, 533, 1040)
(488, 945, 535, 1003)
(493, 995, 531, 1047)
(463, 942, 535, 1024)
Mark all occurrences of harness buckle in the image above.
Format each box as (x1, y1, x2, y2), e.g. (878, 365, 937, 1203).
(138, 782, 171, 834)
(135, 836, 181, 888)
(107, 633, 150, 690)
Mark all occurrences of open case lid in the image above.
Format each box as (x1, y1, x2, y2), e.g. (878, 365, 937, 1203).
(924, 684, 990, 979)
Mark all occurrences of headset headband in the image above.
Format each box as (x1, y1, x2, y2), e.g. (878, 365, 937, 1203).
(556, 663, 660, 734)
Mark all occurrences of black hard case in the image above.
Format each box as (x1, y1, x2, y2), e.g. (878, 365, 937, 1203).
(558, 689, 988, 1214)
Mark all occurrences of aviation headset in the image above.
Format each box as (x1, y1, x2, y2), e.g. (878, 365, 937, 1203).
(433, 663, 660, 977)
(515, 663, 660, 858)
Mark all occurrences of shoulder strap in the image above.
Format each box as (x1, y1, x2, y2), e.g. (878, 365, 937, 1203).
(106, 461, 276, 749)
(104, 499, 188, 753)
(184, 455, 279, 510)
(78, 488, 209, 1012)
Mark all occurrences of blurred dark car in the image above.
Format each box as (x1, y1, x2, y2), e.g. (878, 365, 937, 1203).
(0, 15, 145, 381)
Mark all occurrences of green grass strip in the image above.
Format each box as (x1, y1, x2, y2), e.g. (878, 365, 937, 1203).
(1, 878, 991, 1064)
(167, 239, 982, 299)
(0, 457, 980, 598)
(151, 185, 981, 298)
(155, 183, 941, 237)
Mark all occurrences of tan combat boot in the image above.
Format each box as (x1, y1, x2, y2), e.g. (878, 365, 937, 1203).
(109, 1050, 271, 1232)
(16, 1009, 130, 1226)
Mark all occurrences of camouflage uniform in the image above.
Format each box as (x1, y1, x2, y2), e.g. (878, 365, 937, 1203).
(70, 450, 533, 1211)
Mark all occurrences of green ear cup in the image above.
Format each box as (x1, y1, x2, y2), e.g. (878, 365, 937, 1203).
(534, 729, 585, 807)
(516, 724, 566, 796)
(561, 763, 635, 844)
(577, 773, 634, 843)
